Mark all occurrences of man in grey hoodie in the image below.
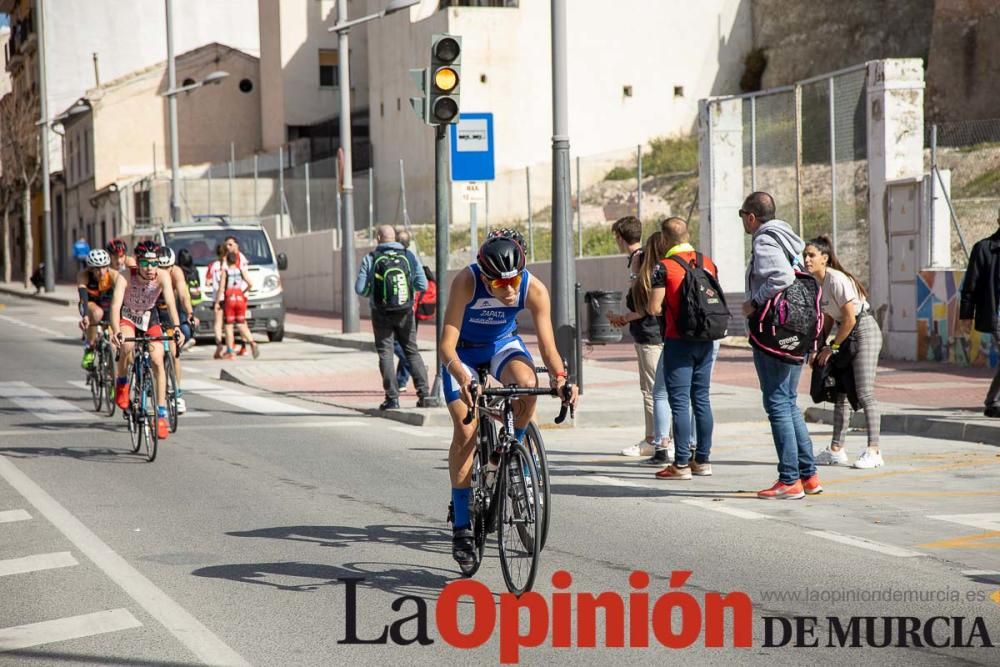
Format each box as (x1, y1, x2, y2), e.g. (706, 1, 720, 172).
(740, 192, 821, 500)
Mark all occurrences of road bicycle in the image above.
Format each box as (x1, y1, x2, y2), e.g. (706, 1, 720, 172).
(163, 336, 180, 433)
(450, 365, 574, 595)
(84, 321, 116, 416)
(119, 334, 173, 462)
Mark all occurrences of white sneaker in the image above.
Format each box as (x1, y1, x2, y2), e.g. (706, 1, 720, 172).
(852, 449, 884, 469)
(620, 441, 655, 457)
(815, 447, 848, 466)
(176, 396, 187, 415)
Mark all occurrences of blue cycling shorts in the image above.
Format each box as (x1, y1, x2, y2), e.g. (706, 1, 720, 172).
(442, 335, 533, 405)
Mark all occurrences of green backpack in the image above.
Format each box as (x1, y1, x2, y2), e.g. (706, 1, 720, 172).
(370, 248, 414, 312)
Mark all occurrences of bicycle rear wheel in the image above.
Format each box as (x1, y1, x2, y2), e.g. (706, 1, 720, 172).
(142, 367, 158, 462)
(498, 441, 540, 595)
(165, 354, 179, 433)
(524, 422, 551, 551)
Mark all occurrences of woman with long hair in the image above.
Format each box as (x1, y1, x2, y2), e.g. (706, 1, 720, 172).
(804, 235, 883, 469)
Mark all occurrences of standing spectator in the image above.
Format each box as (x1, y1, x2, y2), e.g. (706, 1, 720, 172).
(73, 237, 90, 272)
(355, 225, 431, 410)
(741, 192, 820, 499)
(394, 228, 416, 391)
(960, 209, 1000, 417)
(208, 244, 228, 359)
(804, 235, 883, 468)
(608, 216, 663, 457)
(647, 217, 720, 479)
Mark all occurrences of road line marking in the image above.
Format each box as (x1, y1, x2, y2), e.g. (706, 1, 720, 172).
(0, 382, 90, 421)
(0, 509, 31, 523)
(0, 456, 249, 665)
(919, 531, 1000, 550)
(805, 530, 925, 558)
(181, 410, 213, 419)
(588, 475, 653, 489)
(183, 365, 206, 374)
(928, 513, 1000, 532)
(67, 380, 89, 391)
(51, 315, 81, 323)
(184, 379, 316, 416)
(0, 608, 141, 652)
(0, 314, 63, 337)
(963, 570, 1000, 576)
(680, 499, 773, 520)
(182, 420, 363, 432)
(0, 551, 78, 577)
(391, 426, 434, 438)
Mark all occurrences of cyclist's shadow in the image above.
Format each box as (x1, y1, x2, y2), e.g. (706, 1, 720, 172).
(227, 524, 452, 556)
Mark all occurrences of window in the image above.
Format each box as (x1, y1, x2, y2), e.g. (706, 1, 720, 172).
(82, 129, 89, 177)
(319, 49, 338, 88)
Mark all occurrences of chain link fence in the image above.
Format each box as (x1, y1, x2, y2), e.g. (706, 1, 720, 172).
(927, 119, 1000, 267)
(737, 65, 869, 282)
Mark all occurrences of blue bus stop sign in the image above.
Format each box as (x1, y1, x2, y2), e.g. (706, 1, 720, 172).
(450, 113, 495, 182)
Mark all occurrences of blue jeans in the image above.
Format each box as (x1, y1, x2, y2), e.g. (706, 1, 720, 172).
(752, 348, 816, 485)
(394, 340, 411, 388)
(662, 339, 715, 466)
(654, 341, 720, 447)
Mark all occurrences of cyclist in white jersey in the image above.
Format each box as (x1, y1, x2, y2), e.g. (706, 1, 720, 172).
(109, 241, 184, 440)
(439, 229, 577, 567)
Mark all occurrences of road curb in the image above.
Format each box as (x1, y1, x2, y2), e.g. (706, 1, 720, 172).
(804, 406, 1000, 447)
(218, 367, 452, 427)
(285, 327, 434, 353)
(0, 285, 74, 307)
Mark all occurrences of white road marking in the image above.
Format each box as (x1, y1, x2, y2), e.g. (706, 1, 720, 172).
(962, 570, 1000, 576)
(183, 379, 316, 415)
(0, 551, 78, 577)
(182, 420, 363, 432)
(587, 475, 653, 489)
(181, 410, 213, 419)
(928, 513, 1000, 532)
(0, 509, 31, 524)
(0, 456, 249, 665)
(184, 365, 206, 374)
(805, 530, 925, 558)
(0, 609, 141, 652)
(391, 426, 434, 438)
(0, 382, 90, 421)
(51, 315, 82, 323)
(681, 498, 773, 520)
(0, 314, 63, 337)
(67, 380, 89, 391)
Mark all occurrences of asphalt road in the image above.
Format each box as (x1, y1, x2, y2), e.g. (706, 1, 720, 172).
(1, 297, 998, 666)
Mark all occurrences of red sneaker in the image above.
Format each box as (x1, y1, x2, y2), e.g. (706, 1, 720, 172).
(802, 474, 823, 495)
(757, 479, 805, 500)
(115, 383, 130, 410)
(237, 345, 248, 356)
(157, 417, 169, 440)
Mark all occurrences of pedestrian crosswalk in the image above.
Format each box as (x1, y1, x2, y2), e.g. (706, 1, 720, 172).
(0, 382, 90, 421)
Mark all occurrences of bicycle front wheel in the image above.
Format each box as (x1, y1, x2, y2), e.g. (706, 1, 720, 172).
(89, 365, 102, 411)
(102, 344, 116, 417)
(524, 422, 551, 551)
(498, 441, 540, 595)
(128, 367, 142, 453)
(142, 368, 158, 462)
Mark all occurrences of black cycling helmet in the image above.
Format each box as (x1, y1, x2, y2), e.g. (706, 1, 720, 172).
(134, 240, 160, 263)
(176, 248, 193, 268)
(106, 238, 128, 256)
(477, 231, 526, 281)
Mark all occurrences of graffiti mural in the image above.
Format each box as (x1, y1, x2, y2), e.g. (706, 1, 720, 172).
(917, 270, 999, 368)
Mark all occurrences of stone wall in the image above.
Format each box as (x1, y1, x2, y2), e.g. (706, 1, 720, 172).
(925, 0, 1000, 122)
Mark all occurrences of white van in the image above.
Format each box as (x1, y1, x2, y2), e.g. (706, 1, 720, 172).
(133, 215, 288, 341)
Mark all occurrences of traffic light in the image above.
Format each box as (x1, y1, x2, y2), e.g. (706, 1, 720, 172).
(408, 67, 430, 124)
(429, 33, 461, 125)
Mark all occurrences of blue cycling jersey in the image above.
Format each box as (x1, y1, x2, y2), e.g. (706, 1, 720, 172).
(459, 264, 531, 345)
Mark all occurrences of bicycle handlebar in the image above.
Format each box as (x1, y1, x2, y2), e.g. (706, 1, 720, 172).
(462, 381, 576, 425)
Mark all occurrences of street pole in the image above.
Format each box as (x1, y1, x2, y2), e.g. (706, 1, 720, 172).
(165, 0, 180, 224)
(430, 124, 450, 404)
(36, 0, 54, 291)
(551, 0, 577, 378)
(337, 0, 359, 333)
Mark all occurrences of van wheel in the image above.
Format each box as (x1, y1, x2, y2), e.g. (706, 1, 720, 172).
(267, 326, 285, 342)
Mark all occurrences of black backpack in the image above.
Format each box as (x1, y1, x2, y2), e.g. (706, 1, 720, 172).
(666, 253, 729, 341)
(370, 248, 414, 312)
(747, 231, 823, 365)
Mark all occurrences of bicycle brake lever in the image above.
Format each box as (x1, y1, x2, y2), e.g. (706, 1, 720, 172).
(462, 381, 479, 425)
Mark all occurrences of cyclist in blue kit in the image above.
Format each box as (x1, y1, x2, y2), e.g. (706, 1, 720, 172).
(438, 229, 578, 567)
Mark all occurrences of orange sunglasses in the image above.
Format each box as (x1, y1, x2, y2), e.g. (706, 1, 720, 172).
(488, 274, 522, 291)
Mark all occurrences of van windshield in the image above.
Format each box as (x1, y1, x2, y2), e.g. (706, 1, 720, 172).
(163, 229, 274, 267)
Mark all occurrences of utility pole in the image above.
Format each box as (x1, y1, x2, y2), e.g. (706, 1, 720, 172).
(430, 124, 449, 404)
(165, 0, 180, 223)
(36, 0, 54, 291)
(336, 0, 359, 333)
(550, 0, 576, 376)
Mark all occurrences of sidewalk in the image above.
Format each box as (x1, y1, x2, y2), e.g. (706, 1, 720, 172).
(0, 281, 76, 307)
(260, 310, 1000, 446)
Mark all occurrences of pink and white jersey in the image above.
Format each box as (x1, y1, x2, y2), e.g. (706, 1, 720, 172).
(121, 267, 162, 319)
